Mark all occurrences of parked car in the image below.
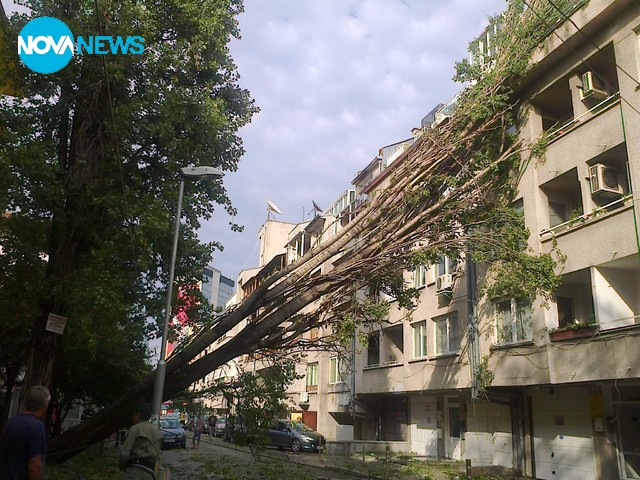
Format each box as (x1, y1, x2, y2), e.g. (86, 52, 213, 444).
(201, 415, 210, 435)
(159, 417, 187, 449)
(213, 416, 227, 437)
(267, 419, 325, 453)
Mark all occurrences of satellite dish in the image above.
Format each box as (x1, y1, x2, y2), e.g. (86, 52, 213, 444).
(310, 200, 323, 217)
(265, 197, 282, 220)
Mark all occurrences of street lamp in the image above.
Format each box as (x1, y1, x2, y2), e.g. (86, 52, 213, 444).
(151, 166, 224, 422)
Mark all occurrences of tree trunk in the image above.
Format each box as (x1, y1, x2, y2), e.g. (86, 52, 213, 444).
(22, 71, 109, 394)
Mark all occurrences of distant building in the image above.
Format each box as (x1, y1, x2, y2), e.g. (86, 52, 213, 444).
(201, 265, 235, 311)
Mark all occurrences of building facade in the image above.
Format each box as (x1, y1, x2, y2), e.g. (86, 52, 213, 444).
(201, 264, 235, 311)
(193, 2, 640, 479)
(340, 2, 640, 479)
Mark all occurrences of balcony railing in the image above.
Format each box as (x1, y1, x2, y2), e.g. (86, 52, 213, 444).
(540, 194, 633, 239)
(545, 92, 619, 143)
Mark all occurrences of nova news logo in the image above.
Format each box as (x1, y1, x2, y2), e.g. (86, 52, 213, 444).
(18, 16, 145, 74)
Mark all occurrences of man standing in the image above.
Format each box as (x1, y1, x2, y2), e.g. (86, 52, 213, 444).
(119, 404, 162, 479)
(192, 414, 204, 449)
(208, 414, 217, 440)
(0, 385, 51, 480)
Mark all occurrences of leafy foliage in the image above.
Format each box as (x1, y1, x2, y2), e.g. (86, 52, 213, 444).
(0, 0, 256, 420)
(203, 358, 299, 453)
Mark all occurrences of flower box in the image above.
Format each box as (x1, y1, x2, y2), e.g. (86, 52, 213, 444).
(549, 324, 598, 342)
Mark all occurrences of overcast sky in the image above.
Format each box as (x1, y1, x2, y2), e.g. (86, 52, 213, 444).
(204, 0, 507, 280)
(3, 0, 507, 281)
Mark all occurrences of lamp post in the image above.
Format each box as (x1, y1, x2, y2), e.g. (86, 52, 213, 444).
(151, 166, 224, 422)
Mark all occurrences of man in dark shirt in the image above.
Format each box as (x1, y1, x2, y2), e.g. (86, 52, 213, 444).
(0, 385, 51, 480)
(208, 414, 217, 440)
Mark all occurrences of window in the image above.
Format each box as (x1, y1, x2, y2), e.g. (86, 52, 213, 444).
(412, 321, 427, 358)
(433, 314, 460, 355)
(306, 363, 318, 388)
(556, 296, 576, 329)
(513, 198, 524, 215)
(495, 298, 532, 344)
(413, 265, 427, 288)
(437, 256, 457, 276)
(367, 332, 380, 367)
(541, 169, 583, 231)
(548, 200, 569, 227)
(329, 357, 345, 384)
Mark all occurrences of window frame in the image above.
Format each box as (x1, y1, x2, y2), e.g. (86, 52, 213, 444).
(412, 320, 428, 358)
(494, 298, 532, 344)
(306, 362, 318, 387)
(329, 356, 345, 384)
(433, 313, 460, 355)
(412, 265, 428, 288)
(436, 256, 457, 277)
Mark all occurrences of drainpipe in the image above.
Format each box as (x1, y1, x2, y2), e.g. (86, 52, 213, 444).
(619, 105, 640, 258)
(466, 252, 481, 399)
(350, 330, 356, 414)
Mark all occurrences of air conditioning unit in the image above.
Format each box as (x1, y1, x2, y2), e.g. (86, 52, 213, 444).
(299, 392, 310, 404)
(435, 274, 454, 294)
(589, 164, 623, 197)
(580, 71, 607, 101)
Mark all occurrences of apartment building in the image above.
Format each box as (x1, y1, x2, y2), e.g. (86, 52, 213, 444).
(194, 2, 639, 479)
(341, 1, 639, 479)
(496, 1, 639, 478)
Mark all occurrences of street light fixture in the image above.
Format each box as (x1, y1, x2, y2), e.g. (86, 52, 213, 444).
(151, 165, 224, 422)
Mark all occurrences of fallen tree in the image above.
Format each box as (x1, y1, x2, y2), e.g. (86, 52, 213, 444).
(47, 0, 577, 463)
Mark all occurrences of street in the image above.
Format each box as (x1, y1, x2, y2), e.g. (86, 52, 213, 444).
(159, 434, 462, 480)
(161, 434, 369, 480)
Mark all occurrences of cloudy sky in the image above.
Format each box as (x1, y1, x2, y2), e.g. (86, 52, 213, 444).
(3, 0, 507, 281)
(204, 0, 506, 279)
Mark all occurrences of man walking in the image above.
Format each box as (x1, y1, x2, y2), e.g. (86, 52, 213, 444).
(119, 404, 162, 479)
(0, 385, 51, 480)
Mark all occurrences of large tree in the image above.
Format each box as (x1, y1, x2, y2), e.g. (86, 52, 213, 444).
(43, 0, 581, 463)
(0, 0, 256, 426)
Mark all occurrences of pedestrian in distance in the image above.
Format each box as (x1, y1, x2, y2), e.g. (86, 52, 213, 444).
(0, 385, 51, 480)
(192, 413, 204, 449)
(119, 404, 162, 480)
(208, 414, 217, 440)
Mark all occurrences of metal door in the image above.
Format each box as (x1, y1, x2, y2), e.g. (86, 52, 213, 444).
(446, 397, 461, 460)
(617, 404, 640, 479)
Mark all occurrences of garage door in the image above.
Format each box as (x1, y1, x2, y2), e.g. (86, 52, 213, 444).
(531, 387, 596, 480)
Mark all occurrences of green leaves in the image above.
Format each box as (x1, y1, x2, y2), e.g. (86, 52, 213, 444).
(0, 0, 256, 411)
(483, 252, 564, 302)
(203, 359, 300, 453)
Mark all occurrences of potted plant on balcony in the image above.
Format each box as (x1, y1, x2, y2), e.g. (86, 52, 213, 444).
(549, 320, 598, 341)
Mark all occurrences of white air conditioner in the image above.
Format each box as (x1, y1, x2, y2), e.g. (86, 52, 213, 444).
(299, 392, 310, 404)
(435, 274, 454, 294)
(589, 164, 623, 197)
(580, 71, 607, 101)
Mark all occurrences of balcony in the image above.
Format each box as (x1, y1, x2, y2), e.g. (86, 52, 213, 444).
(540, 194, 632, 239)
